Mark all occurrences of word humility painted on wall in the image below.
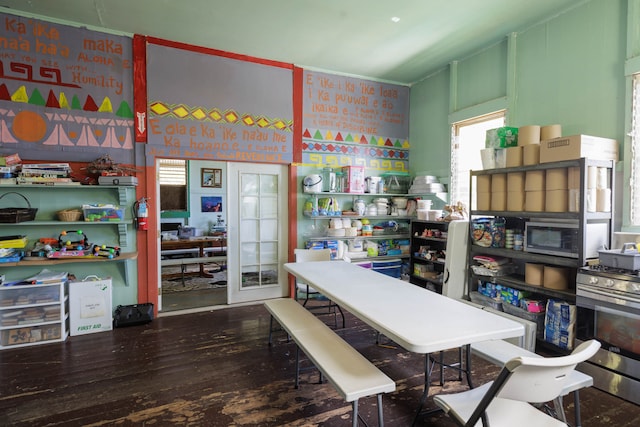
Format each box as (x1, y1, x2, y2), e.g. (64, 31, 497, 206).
(0, 12, 134, 164)
(145, 42, 293, 164)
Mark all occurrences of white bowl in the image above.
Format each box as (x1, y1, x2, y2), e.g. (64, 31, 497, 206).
(391, 197, 408, 209)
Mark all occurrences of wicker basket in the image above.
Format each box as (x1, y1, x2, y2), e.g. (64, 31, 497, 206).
(0, 192, 38, 223)
(57, 209, 82, 222)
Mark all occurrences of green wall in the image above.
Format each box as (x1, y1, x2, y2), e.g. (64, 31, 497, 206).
(410, 0, 628, 176)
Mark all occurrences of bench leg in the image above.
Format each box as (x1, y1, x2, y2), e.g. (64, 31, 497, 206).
(268, 316, 274, 346)
(295, 345, 300, 389)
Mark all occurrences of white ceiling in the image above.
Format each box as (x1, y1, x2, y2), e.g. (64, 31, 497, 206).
(0, 0, 585, 85)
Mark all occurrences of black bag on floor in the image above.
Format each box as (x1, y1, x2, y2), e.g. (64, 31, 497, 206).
(113, 303, 154, 328)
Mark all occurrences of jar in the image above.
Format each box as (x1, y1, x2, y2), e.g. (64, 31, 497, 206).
(322, 167, 336, 192)
(335, 171, 344, 193)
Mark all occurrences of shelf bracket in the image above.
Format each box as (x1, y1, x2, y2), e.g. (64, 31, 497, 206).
(118, 224, 128, 247)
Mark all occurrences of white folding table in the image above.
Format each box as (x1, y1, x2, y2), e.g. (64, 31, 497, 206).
(284, 260, 524, 425)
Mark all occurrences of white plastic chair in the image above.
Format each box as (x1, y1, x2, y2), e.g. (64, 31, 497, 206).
(294, 248, 345, 328)
(433, 339, 601, 427)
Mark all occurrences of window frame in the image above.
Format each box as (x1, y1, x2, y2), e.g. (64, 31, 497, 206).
(621, 67, 640, 232)
(450, 110, 506, 210)
(158, 158, 190, 219)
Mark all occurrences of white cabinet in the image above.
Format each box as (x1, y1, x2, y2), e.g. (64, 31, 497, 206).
(0, 281, 68, 349)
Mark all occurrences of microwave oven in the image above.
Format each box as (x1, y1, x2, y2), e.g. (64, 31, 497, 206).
(524, 221, 608, 259)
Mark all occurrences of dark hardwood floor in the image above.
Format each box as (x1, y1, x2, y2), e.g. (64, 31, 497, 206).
(1, 302, 638, 426)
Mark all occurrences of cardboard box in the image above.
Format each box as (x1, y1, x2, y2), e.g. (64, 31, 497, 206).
(539, 134, 618, 163)
(485, 127, 518, 148)
(69, 278, 113, 336)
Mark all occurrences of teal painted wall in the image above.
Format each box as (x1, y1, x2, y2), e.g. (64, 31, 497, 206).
(410, 0, 628, 176)
(456, 41, 508, 111)
(409, 68, 450, 179)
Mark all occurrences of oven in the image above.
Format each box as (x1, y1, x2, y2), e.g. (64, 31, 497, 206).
(575, 267, 640, 405)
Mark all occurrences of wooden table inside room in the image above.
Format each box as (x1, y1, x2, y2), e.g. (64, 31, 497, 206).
(161, 236, 227, 278)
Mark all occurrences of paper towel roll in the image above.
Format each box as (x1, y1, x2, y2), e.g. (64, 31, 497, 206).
(477, 175, 491, 193)
(597, 167, 608, 189)
(587, 166, 598, 189)
(481, 148, 496, 169)
(523, 143, 540, 165)
(507, 172, 525, 193)
(587, 188, 597, 212)
(491, 173, 507, 192)
(525, 170, 545, 191)
(568, 189, 580, 212)
(518, 125, 541, 145)
(546, 168, 568, 190)
(596, 188, 612, 212)
(541, 124, 562, 140)
(506, 146, 523, 167)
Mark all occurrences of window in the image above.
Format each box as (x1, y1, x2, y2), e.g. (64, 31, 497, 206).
(451, 112, 505, 209)
(158, 159, 188, 214)
(630, 74, 640, 226)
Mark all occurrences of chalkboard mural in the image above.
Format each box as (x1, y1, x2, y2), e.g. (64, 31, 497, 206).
(0, 12, 134, 164)
(302, 70, 410, 172)
(145, 42, 293, 163)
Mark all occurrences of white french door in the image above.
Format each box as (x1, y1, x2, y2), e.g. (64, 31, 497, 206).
(226, 162, 289, 304)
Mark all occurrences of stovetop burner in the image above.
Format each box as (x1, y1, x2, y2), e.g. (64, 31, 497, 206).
(585, 264, 640, 278)
(578, 265, 640, 294)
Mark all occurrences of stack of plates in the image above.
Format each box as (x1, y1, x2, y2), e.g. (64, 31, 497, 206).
(409, 175, 446, 194)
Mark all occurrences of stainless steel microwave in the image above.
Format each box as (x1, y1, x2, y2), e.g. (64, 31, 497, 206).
(525, 221, 607, 259)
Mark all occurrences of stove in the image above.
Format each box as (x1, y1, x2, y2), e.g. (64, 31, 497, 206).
(575, 265, 640, 405)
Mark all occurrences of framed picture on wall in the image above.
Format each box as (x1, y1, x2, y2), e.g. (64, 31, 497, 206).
(201, 168, 222, 188)
(201, 196, 223, 213)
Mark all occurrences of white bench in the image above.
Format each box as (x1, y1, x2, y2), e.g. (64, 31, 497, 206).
(161, 256, 227, 285)
(471, 333, 593, 427)
(265, 298, 395, 427)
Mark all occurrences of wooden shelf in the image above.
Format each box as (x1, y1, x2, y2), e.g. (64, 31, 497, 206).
(0, 252, 137, 267)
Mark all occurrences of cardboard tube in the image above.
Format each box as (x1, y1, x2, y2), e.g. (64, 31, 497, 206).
(523, 144, 540, 165)
(597, 167, 608, 189)
(541, 124, 562, 140)
(596, 188, 612, 212)
(587, 166, 598, 189)
(518, 125, 541, 145)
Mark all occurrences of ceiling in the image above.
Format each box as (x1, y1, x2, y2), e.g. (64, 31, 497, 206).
(0, 0, 585, 85)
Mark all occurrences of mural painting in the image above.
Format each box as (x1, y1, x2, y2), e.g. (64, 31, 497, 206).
(0, 12, 134, 164)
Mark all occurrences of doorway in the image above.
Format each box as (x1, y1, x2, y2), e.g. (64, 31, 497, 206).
(157, 158, 228, 313)
(157, 160, 289, 312)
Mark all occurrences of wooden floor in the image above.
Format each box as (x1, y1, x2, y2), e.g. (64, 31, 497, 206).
(1, 301, 639, 426)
